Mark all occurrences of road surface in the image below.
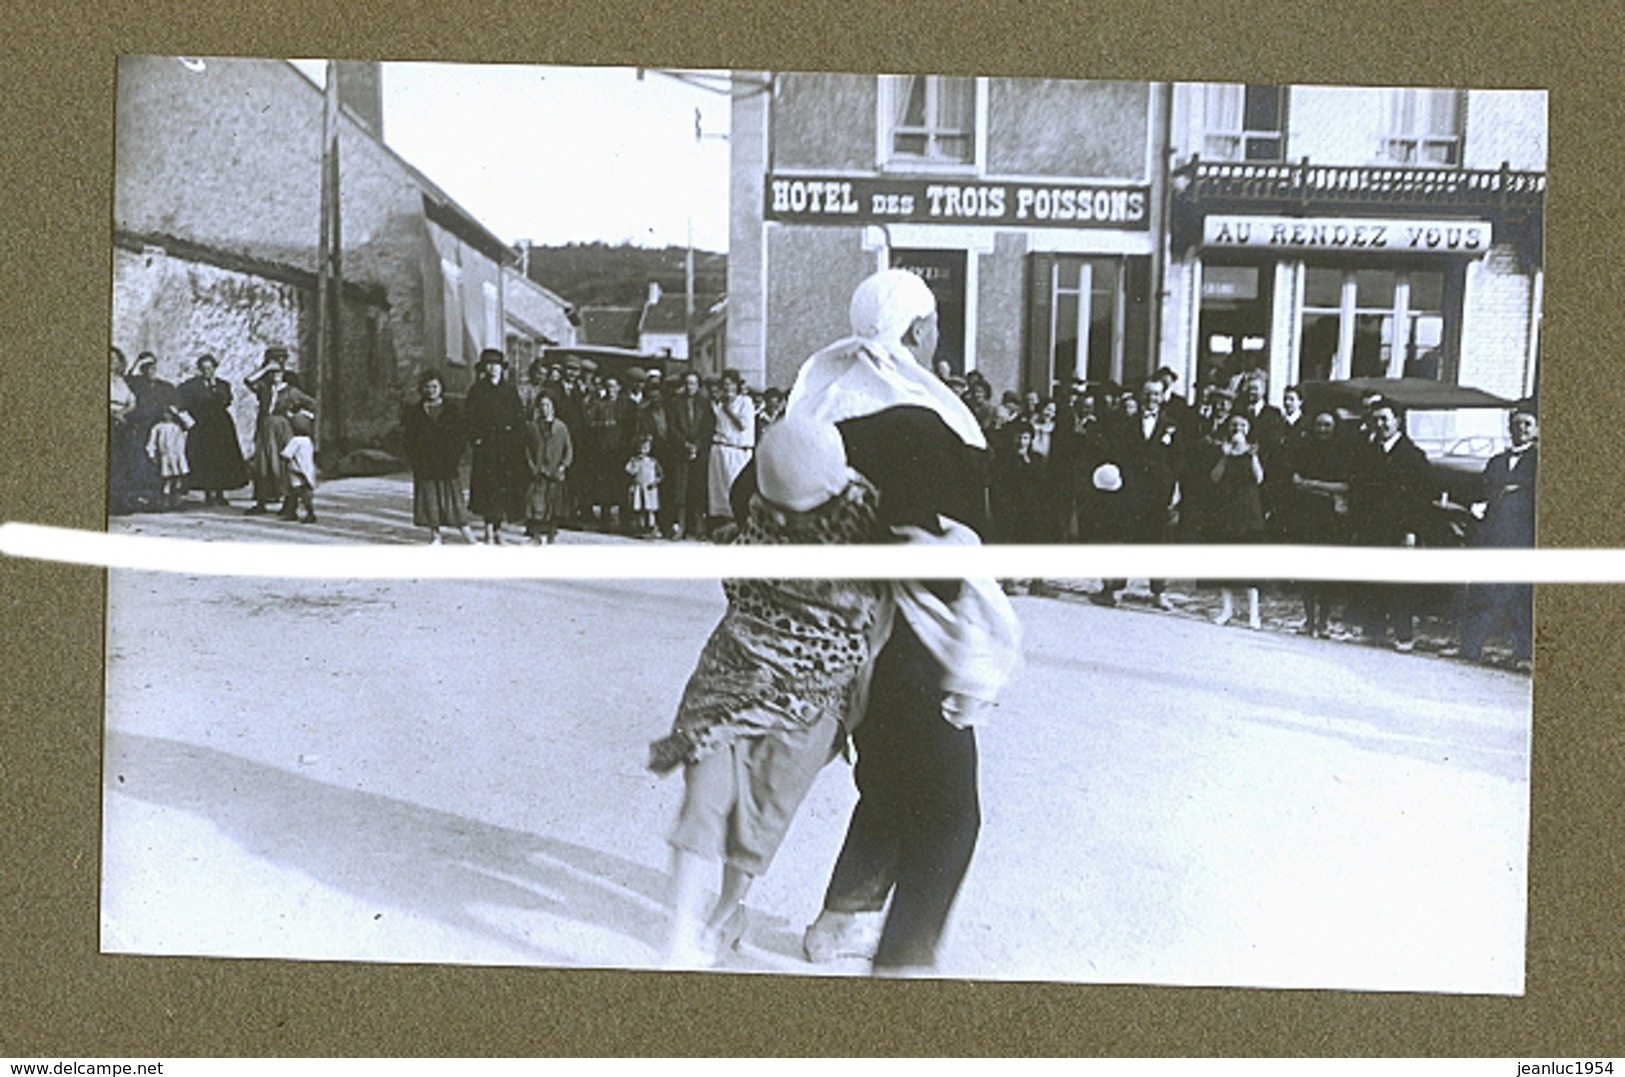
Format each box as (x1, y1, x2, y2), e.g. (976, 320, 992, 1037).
(101, 491, 1532, 992)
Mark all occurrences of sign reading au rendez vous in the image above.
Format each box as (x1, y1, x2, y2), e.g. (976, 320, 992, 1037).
(766, 174, 1151, 229)
(1204, 214, 1493, 254)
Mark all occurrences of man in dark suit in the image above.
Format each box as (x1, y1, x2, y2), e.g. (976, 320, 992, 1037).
(1450, 404, 1537, 667)
(1349, 397, 1437, 651)
(664, 371, 714, 538)
(1099, 381, 1184, 608)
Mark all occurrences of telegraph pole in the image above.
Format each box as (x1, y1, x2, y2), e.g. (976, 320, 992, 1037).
(315, 60, 343, 456)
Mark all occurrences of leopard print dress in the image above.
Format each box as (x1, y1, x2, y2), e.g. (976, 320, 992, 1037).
(648, 476, 890, 772)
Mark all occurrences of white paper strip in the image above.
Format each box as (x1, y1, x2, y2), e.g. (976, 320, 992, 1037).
(1, 521, 1616, 582)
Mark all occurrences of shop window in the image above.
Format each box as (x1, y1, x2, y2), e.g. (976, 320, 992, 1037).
(1298, 266, 1453, 382)
(1202, 84, 1287, 162)
(1382, 88, 1463, 167)
(882, 75, 977, 167)
(1029, 255, 1150, 393)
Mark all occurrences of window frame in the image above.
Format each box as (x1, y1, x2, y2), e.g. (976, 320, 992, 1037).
(1034, 254, 1151, 390)
(1381, 88, 1465, 168)
(1201, 83, 1288, 163)
(1297, 264, 1455, 382)
(877, 74, 987, 173)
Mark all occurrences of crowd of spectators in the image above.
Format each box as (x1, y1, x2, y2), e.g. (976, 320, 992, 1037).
(111, 341, 1535, 666)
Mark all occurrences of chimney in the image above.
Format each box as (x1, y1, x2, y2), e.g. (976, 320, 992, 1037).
(647, 281, 662, 308)
(333, 60, 384, 140)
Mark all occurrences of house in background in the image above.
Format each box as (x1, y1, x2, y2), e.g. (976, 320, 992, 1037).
(1165, 83, 1545, 441)
(688, 297, 728, 381)
(573, 282, 720, 376)
(112, 56, 575, 461)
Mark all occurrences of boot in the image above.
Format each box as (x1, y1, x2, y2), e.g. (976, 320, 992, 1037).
(803, 909, 882, 963)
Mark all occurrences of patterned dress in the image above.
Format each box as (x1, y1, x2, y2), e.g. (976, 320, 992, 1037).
(650, 475, 889, 771)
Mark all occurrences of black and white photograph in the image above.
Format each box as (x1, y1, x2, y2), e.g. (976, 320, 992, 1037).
(101, 59, 1541, 991)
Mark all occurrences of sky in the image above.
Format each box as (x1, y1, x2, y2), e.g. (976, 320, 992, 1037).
(290, 60, 732, 252)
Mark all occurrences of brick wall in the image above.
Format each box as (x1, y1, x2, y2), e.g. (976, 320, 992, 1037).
(1460, 244, 1535, 400)
(1463, 91, 1547, 171)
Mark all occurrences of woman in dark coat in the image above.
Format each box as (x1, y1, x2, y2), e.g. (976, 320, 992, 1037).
(109, 347, 145, 515)
(1289, 410, 1353, 636)
(176, 353, 248, 506)
(122, 352, 177, 511)
(402, 368, 477, 544)
(464, 349, 528, 544)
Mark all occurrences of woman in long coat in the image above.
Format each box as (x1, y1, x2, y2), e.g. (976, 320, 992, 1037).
(524, 392, 574, 544)
(402, 368, 478, 544)
(244, 349, 313, 516)
(122, 352, 178, 511)
(464, 349, 529, 544)
(176, 353, 248, 506)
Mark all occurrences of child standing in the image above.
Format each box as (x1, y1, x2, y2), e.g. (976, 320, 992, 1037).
(625, 433, 663, 538)
(279, 398, 319, 524)
(145, 405, 193, 510)
(648, 417, 892, 968)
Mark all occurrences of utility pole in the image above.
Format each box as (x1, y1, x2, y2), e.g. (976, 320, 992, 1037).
(315, 60, 343, 457)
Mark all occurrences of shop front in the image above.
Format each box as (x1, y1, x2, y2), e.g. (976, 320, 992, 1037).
(1171, 160, 1544, 416)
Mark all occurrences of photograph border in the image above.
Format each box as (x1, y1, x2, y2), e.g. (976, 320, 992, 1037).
(3, 0, 1622, 1056)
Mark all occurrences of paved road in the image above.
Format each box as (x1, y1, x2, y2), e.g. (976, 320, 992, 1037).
(102, 488, 1532, 992)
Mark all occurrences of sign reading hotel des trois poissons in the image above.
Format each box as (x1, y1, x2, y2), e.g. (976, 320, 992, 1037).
(1204, 214, 1493, 253)
(765, 175, 1151, 229)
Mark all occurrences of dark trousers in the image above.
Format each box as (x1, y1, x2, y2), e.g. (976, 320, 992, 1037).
(822, 618, 981, 969)
(1353, 582, 1415, 643)
(1103, 496, 1170, 597)
(1459, 583, 1533, 660)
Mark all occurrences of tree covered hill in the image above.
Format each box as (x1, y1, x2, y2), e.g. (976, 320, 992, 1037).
(521, 241, 726, 308)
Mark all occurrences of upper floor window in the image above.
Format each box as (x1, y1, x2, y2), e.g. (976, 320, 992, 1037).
(1203, 84, 1287, 162)
(1383, 88, 1463, 166)
(882, 75, 977, 167)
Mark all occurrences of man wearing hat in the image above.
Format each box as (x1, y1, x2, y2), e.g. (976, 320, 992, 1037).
(1450, 402, 1537, 668)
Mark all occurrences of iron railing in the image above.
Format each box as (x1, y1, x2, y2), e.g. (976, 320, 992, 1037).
(1173, 157, 1545, 211)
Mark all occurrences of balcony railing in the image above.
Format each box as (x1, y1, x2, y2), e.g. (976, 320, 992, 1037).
(1173, 157, 1545, 211)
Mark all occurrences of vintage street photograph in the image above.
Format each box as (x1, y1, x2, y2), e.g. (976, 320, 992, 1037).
(103, 59, 1540, 990)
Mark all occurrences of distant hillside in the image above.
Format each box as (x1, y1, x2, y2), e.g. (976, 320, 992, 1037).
(521, 242, 726, 308)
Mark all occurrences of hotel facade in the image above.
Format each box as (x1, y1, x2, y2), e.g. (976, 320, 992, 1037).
(728, 74, 1544, 441)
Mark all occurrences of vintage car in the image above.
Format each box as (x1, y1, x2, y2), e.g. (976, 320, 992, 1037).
(1297, 377, 1526, 546)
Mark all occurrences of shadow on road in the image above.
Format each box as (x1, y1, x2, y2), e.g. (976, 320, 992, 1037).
(104, 731, 672, 965)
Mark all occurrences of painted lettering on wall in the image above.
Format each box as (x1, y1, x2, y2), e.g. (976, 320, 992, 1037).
(766, 174, 1150, 230)
(1203, 214, 1493, 254)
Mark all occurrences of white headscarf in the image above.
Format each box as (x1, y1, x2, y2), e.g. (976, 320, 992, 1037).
(787, 269, 986, 449)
